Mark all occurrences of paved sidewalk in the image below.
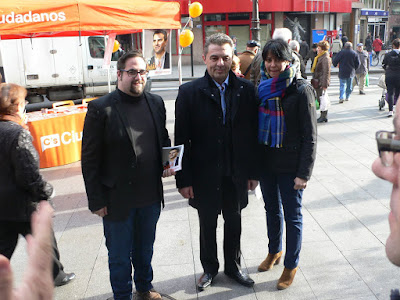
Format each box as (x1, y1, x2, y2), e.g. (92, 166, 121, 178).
(10, 78, 400, 300)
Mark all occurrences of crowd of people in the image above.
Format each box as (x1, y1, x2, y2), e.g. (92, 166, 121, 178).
(1, 29, 400, 300)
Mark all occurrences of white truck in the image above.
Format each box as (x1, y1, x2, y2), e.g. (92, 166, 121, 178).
(0, 35, 123, 102)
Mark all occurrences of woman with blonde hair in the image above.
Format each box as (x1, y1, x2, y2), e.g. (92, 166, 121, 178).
(311, 40, 332, 123)
(0, 83, 75, 287)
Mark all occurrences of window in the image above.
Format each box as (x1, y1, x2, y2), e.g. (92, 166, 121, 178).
(205, 25, 227, 38)
(88, 37, 105, 59)
(228, 13, 250, 21)
(88, 36, 119, 61)
(204, 14, 226, 22)
(259, 13, 272, 20)
(229, 25, 250, 53)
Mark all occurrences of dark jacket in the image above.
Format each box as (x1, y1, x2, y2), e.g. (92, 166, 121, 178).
(148, 52, 170, 69)
(261, 78, 317, 180)
(382, 50, 400, 79)
(175, 70, 259, 212)
(332, 48, 360, 79)
(0, 120, 53, 221)
(365, 36, 373, 52)
(304, 49, 317, 69)
(81, 90, 170, 221)
(299, 41, 309, 60)
(313, 52, 332, 88)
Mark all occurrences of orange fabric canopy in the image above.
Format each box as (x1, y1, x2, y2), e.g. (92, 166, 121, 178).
(0, 0, 181, 39)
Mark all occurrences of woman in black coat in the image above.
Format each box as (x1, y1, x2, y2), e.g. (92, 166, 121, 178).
(0, 83, 74, 286)
(256, 39, 317, 290)
(382, 38, 400, 117)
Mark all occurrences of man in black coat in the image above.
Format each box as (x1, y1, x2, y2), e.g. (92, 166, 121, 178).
(175, 33, 259, 291)
(81, 50, 173, 300)
(333, 42, 360, 103)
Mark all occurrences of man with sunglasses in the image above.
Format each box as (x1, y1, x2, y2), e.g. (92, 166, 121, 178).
(81, 50, 173, 300)
(372, 103, 400, 299)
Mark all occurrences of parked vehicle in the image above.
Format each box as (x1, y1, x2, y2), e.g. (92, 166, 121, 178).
(0, 35, 150, 103)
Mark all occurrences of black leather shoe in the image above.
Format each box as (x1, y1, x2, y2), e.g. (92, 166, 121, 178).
(197, 272, 216, 291)
(54, 271, 76, 287)
(225, 270, 254, 287)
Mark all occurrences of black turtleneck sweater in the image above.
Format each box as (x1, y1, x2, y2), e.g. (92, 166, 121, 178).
(118, 89, 160, 208)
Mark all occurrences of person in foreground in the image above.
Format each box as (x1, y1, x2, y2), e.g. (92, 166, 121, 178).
(81, 50, 174, 300)
(0, 83, 75, 287)
(0, 201, 54, 300)
(256, 39, 317, 290)
(372, 104, 400, 299)
(175, 33, 259, 291)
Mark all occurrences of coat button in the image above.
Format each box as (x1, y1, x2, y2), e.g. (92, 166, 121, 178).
(217, 187, 220, 191)
(128, 181, 132, 185)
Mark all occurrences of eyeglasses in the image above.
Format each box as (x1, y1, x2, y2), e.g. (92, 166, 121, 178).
(120, 69, 148, 77)
(376, 130, 400, 166)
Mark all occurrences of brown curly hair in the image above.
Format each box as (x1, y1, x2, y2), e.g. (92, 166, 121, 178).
(0, 83, 27, 116)
(317, 40, 330, 51)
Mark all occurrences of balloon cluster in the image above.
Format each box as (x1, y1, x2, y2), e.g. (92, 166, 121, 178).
(179, 2, 203, 48)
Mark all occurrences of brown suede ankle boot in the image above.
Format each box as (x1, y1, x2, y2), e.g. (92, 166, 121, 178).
(257, 251, 283, 272)
(277, 267, 298, 290)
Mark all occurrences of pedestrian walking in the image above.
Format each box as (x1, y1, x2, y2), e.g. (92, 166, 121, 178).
(382, 38, 400, 117)
(289, 40, 307, 79)
(299, 40, 309, 61)
(373, 36, 383, 57)
(365, 32, 373, 52)
(0, 83, 75, 288)
(81, 50, 174, 300)
(331, 35, 342, 61)
(175, 33, 259, 292)
(304, 43, 318, 69)
(355, 43, 369, 95)
(238, 40, 260, 80)
(311, 40, 332, 123)
(257, 39, 317, 290)
(332, 42, 360, 103)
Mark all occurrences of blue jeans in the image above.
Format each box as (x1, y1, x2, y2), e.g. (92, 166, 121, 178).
(103, 202, 161, 300)
(260, 172, 303, 269)
(339, 77, 353, 100)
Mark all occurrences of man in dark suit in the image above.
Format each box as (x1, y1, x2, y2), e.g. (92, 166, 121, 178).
(175, 33, 259, 291)
(81, 50, 173, 300)
(148, 29, 170, 70)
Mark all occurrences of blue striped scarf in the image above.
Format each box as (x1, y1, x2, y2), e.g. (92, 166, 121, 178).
(258, 62, 295, 148)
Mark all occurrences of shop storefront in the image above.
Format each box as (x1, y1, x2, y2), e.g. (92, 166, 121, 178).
(361, 9, 389, 42)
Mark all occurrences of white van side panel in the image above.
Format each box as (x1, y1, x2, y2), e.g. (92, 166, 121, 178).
(0, 39, 26, 85)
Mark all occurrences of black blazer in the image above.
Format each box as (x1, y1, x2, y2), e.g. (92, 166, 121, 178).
(149, 52, 170, 69)
(0, 120, 53, 221)
(81, 90, 171, 220)
(175, 71, 259, 212)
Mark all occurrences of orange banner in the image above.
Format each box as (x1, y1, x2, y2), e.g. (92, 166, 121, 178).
(27, 111, 86, 168)
(0, 0, 181, 39)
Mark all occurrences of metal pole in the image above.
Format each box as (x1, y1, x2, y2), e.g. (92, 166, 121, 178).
(251, 0, 261, 44)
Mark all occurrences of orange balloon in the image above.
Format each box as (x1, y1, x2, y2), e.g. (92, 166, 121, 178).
(189, 2, 203, 18)
(179, 30, 194, 48)
(113, 40, 120, 53)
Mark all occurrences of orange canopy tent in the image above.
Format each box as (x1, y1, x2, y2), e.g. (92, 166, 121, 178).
(0, 0, 181, 39)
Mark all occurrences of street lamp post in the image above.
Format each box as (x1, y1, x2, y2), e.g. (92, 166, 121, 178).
(251, 0, 261, 44)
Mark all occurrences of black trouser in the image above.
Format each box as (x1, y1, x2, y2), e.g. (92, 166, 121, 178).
(197, 176, 242, 275)
(0, 220, 64, 279)
(386, 75, 400, 112)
